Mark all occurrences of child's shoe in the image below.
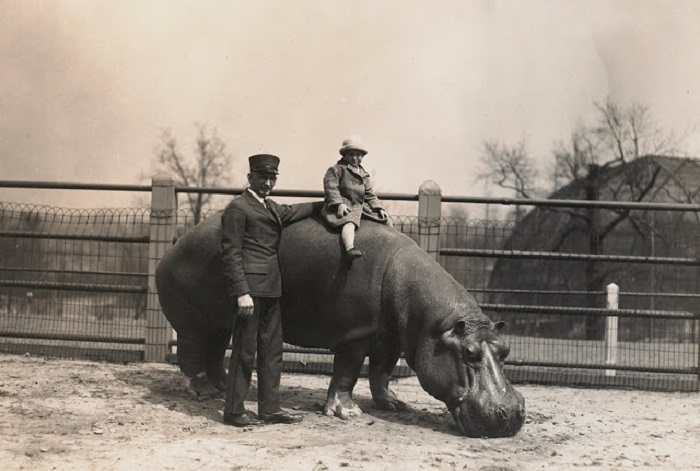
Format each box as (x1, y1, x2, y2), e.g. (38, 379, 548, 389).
(346, 247, 363, 260)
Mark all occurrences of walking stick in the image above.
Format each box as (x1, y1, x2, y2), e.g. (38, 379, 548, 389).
(224, 311, 247, 415)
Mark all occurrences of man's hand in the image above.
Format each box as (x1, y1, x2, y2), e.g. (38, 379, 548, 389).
(336, 203, 350, 218)
(237, 294, 254, 318)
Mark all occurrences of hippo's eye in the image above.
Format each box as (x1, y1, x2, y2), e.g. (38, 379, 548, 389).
(462, 341, 482, 363)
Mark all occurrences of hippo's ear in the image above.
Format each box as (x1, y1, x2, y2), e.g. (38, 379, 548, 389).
(494, 321, 506, 331)
(439, 320, 468, 350)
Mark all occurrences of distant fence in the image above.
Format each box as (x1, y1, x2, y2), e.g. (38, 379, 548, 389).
(0, 176, 698, 391)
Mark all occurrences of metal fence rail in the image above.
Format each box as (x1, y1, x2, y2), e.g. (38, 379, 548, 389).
(0, 178, 698, 391)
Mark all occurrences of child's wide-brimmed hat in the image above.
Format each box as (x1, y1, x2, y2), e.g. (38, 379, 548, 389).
(339, 136, 368, 156)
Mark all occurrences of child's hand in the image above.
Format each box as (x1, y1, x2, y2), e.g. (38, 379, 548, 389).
(376, 209, 388, 220)
(337, 204, 350, 218)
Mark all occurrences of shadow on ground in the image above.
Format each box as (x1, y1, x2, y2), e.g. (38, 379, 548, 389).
(113, 368, 460, 435)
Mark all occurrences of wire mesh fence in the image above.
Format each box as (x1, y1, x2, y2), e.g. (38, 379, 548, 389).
(0, 194, 698, 390)
(0, 203, 149, 362)
(439, 210, 700, 390)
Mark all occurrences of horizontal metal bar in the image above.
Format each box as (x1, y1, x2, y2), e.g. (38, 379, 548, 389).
(0, 231, 149, 243)
(0, 280, 147, 293)
(0, 343, 144, 362)
(440, 195, 700, 212)
(0, 181, 152, 192)
(504, 366, 700, 391)
(469, 287, 700, 299)
(168, 341, 407, 359)
(169, 339, 330, 354)
(3, 180, 698, 211)
(174, 186, 420, 201)
(0, 331, 145, 344)
(618, 291, 700, 299)
(482, 303, 698, 319)
(441, 248, 700, 266)
(469, 287, 606, 296)
(505, 359, 698, 375)
(0, 267, 147, 278)
(176, 186, 244, 196)
(170, 338, 696, 375)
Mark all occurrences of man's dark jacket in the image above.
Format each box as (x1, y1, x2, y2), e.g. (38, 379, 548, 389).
(221, 190, 317, 300)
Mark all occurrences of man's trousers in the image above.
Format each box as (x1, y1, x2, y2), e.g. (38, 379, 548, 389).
(224, 297, 283, 416)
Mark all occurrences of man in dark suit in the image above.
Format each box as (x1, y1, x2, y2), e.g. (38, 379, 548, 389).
(221, 154, 321, 427)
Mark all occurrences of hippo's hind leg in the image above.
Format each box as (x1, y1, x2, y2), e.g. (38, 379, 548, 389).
(205, 328, 231, 393)
(368, 338, 407, 412)
(177, 329, 223, 400)
(324, 339, 369, 420)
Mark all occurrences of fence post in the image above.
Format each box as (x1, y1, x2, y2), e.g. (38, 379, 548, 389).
(145, 173, 177, 362)
(418, 180, 442, 261)
(605, 283, 619, 376)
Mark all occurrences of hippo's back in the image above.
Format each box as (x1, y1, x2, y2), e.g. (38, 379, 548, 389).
(279, 216, 416, 349)
(156, 212, 418, 345)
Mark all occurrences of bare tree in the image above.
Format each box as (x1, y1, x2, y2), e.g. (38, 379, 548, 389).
(477, 138, 540, 222)
(484, 99, 691, 340)
(155, 124, 232, 224)
(545, 99, 686, 338)
(478, 139, 538, 198)
(551, 98, 682, 189)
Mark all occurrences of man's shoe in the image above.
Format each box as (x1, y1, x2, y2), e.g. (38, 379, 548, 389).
(260, 411, 304, 424)
(345, 247, 363, 260)
(223, 411, 264, 427)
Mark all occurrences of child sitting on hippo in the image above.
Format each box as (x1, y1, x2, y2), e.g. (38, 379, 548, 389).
(321, 135, 389, 260)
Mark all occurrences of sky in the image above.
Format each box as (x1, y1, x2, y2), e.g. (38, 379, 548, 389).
(1, 0, 700, 210)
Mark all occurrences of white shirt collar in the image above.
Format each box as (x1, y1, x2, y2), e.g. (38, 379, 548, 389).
(247, 188, 266, 205)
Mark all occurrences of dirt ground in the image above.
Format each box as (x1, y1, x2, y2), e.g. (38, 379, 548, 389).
(0, 354, 698, 471)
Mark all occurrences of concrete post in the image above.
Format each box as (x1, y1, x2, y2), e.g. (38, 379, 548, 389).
(145, 173, 177, 362)
(418, 180, 442, 261)
(604, 283, 619, 376)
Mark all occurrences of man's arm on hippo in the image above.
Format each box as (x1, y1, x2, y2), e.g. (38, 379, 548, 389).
(220, 205, 250, 300)
(275, 200, 324, 227)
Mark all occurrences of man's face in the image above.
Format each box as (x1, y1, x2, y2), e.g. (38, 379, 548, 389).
(248, 171, 277, 198)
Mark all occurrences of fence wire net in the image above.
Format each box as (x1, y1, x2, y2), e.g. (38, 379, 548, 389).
(0, 203, 149, 362)
(441, 209, 699, 390)
(1, 200, 698, 390)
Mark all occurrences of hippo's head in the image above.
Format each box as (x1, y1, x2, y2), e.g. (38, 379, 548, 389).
(414, 315, 525, 438)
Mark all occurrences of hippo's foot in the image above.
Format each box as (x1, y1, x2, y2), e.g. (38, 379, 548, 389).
(323, 391, 363, 420)
(205, 367, 227, 393)
(187, 372, 224, 400)
(373, 392, 408, 412)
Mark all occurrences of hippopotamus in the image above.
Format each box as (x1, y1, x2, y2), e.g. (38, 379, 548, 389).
(156, 213, 525, 438)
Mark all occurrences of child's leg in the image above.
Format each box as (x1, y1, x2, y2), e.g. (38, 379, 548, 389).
(341, 222, 355, 250)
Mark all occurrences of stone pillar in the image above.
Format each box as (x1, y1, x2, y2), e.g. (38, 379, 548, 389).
(145, 173, 177, 362)
(418, 180, 442, 261)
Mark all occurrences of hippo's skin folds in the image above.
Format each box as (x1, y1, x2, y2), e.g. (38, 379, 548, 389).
(156, 214, 525, 437)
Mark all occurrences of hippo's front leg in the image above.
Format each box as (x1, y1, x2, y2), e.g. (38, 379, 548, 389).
(324, 340, 368, 420)
(369, 339, 407, 412)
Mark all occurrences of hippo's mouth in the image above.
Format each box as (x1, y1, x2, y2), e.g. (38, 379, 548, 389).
(434, 319, 526, 437)
(448, 383, 525, 438)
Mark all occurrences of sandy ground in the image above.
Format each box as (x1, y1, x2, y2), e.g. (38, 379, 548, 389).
(0, 354, 698, 471)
